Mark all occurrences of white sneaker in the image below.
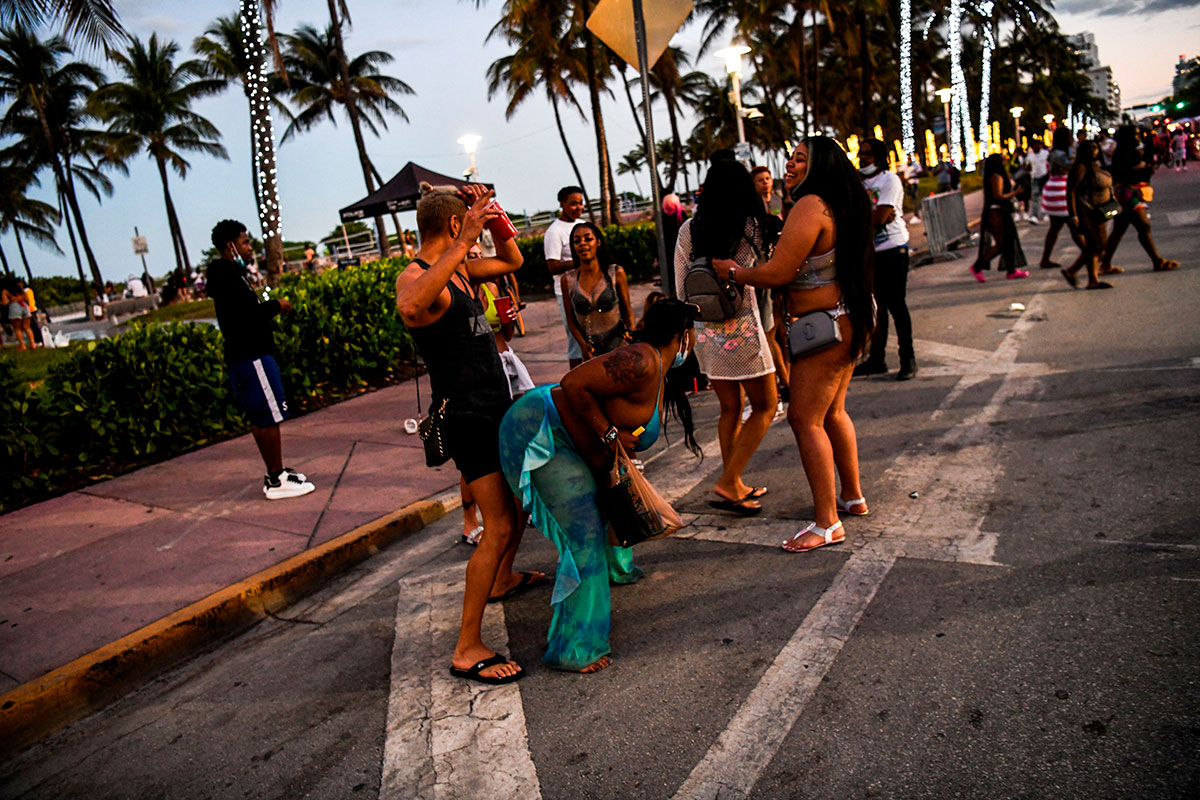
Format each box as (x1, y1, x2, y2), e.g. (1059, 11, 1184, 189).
(264, 471, 315, 500)
(1027, 216, 1041, 225)
(283, 466, 307, 482)
(908, 215, 921, 224)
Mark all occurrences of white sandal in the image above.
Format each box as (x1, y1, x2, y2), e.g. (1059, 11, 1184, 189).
(837, 497, 870, 516)
(781, 520, 844, 553)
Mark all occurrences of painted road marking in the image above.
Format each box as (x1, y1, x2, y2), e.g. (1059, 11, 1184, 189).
(671, 293, 1048, 798)
(383, 563, 541, 800)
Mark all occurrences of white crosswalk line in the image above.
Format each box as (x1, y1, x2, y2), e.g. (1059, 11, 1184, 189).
(383, 564, 542, 800)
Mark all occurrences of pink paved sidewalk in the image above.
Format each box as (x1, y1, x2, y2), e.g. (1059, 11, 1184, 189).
(0, 286, 663, 694)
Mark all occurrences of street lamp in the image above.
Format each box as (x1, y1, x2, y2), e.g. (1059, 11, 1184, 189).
(715, 43, 752, 145)
(457, 133, 482, 179)
(1009, 106, 1024, 150)
(935, 87, 953, 157)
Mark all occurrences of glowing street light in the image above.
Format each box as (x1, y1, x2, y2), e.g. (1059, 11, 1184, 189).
(715, 43, 752, 145)
(1010, 106, 1024, 148)
(457, 133, 482, 179)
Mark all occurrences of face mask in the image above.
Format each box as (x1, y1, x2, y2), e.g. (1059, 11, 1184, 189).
(859, 163, 881, 177)
(671, 336, 690, 369)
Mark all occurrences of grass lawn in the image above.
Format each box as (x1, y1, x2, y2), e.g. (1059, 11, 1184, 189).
(121, 299, 215, 326)
(0, 342, 86, 385)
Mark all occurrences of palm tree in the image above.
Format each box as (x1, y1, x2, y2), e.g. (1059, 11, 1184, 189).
(279, 18, 414, 256)
(616, 148, 645, 195)
(194, 7, 292, 283)
(628, 47, 710, 193)
(0, 162, 62, 284)
(0, 27, 109, 291)
(91, 34, 228, 279)
(485, 5, 593, 212)
(0, 0, 125, 49)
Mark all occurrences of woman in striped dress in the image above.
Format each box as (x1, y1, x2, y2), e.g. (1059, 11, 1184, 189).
(1038, 128, 1085, 271)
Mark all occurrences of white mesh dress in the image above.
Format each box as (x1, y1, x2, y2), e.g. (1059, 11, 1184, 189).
(673, 217, 775, 381)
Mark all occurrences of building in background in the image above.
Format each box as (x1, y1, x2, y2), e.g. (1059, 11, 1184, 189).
(1173, 54, 1199, 96)
(1069, 31, 1122, 125)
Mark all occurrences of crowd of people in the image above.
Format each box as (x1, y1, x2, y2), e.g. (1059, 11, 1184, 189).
(972, 124, 1183, 288)
(200, 122, 1186, 686)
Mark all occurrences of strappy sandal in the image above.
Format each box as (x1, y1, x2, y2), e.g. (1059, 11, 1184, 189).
(837, 497, 870, 516)
(781, 520, 844, 553)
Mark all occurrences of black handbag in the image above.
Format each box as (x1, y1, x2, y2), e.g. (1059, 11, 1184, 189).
(418, 398, 451, 467)
(1092, 199, 1120, 222)
(786, 310, 842, 360)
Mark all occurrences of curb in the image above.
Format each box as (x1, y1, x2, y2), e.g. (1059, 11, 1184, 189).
(0, 492, 456, 759)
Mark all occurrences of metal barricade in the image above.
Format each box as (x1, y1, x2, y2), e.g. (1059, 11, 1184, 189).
(920, 190, 972, 258)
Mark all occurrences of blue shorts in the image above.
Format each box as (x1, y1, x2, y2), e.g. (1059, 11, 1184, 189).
(229, 355, 290, 428)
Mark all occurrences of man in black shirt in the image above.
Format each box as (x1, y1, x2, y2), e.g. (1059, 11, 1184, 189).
(208, 219, 314, 500)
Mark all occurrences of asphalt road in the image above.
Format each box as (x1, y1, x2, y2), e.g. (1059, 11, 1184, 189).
(3, 168, 1198, 799)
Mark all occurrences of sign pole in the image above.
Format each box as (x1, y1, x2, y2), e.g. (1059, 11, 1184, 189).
(632, 0, 672, 296)
(133, 227, 155, 293)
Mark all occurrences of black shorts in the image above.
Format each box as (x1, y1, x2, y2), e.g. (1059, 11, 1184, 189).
(446, 412, 504, 484)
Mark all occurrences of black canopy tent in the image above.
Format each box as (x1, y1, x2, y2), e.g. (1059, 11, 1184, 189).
(338, 161, 494, 222)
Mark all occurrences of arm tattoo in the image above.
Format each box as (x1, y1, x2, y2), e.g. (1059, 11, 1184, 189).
(602, 347, 650, 386)
(822, 206, 834, 218)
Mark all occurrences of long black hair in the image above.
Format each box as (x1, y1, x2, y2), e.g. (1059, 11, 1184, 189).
(981, 153, 1010, 203)
(789, 136, 875, 359)
(691, 159, 774, 258)
(633, 298, 701, 457)
(1051, 127, 1072, 153)
(1110, 125, 1141, 183)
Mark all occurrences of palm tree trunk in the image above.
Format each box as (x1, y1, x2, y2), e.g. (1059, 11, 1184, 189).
(0, 241, 10, 278)
(856, 3, 873, 133)
(621, 67, 647, 143)
(154, 154, 190, 279)
(663, 89, 682, 194)
(813, 11, 822, 131)
(550, 95, 593, 218)
(581, 7, 617, 226)
(326, 0, 388, 257)
(61, 165, 104, 288)
(367, 158, 404, 251)
(796, 12, 809, 136)
(13, 226, 34, 284)
(241, 0, 284, 284)
(59, 191, 91, 310)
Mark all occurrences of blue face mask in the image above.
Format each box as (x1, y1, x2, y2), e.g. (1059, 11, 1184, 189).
(671, 337, 689, 369)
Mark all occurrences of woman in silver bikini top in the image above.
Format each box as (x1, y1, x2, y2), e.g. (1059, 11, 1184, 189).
(788, 248, 838, 290)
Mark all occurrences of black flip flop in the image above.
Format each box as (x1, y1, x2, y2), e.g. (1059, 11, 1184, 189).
(1060, 268, 1078, 289)
(487, 571, 547, 604)
(708, 496, 763, 517)
(449, 653, 524, 685)
(747, 486, 768, 499)
(1086, 281, 1114, 290)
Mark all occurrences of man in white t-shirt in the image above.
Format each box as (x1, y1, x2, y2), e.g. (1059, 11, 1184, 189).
(543, 185, 586, 367)
(1026, 138, 1050, 223)
(855, 138, 916, 381)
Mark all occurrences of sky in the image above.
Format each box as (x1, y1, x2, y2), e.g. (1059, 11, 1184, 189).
(5, 0, 1198, 282)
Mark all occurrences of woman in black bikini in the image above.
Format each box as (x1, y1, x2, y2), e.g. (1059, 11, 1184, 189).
(561, 222, 636, 360)
(1062, 141, 1115, 290)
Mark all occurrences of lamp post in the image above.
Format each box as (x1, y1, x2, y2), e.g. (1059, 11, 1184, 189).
(457, 133, 482, 179)
(1009, 106, 1024, 150)
(935, 87, 953, 156)
(715, 44, 752, 145)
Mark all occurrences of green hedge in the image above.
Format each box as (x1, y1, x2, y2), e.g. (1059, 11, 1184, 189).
(1, 258, 416, 512)
(515, 222, 660, 293)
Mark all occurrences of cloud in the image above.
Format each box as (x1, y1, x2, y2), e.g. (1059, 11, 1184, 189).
(127, 14, 183, 37)
(1054, 0, 1199, 15)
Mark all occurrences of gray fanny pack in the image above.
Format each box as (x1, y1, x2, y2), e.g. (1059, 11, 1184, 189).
(786, 310, 842, 360)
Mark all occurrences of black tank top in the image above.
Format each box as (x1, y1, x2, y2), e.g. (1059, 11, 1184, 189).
(407, 260, 511, 419)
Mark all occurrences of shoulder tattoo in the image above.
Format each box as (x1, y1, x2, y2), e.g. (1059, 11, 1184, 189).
(602, 347, 649, 386)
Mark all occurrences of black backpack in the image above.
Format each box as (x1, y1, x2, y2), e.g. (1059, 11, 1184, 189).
(682, 254, 742, 322)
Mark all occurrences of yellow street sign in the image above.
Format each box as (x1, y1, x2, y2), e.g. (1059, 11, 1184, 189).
(586, 0, 693, 72)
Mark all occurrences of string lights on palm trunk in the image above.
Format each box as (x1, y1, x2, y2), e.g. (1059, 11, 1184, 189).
(240, 1, 282, 245)
(900, 0, 915, 157)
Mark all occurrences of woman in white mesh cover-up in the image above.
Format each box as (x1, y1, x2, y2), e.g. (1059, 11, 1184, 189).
(674, 159, 778, 515)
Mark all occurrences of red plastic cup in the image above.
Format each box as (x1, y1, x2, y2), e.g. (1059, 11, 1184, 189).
(493, 294, 517, 323)
(485, 201, 518, 242)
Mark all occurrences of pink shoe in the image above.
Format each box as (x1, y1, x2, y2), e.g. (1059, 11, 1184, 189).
(1006, 269, 1030, 279)
(971, 266, 987, 283)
